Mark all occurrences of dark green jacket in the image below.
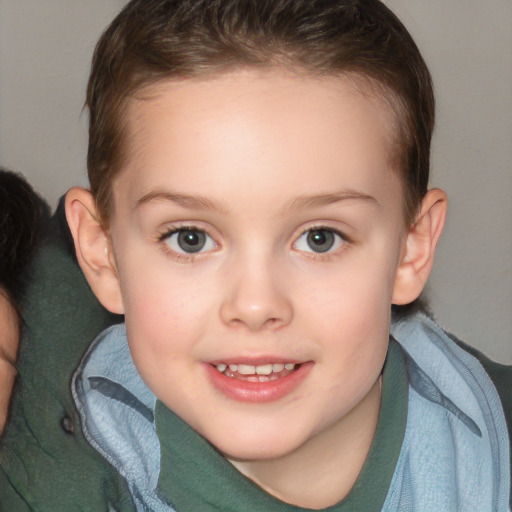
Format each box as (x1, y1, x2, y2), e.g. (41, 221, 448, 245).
(0, 202, 135, 511)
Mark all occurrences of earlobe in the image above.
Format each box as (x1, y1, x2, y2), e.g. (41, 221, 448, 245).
(65, 187, 124, 314)
(392, 189, 447, 305)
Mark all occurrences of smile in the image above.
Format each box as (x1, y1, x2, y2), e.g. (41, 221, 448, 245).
(205, 360, 312, 403)
(214, 362, 298, 382)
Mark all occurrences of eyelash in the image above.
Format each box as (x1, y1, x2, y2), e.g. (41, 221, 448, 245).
(157, 224, 350, 262)
(157, 225, 218, 262)
(293, 225, 350, 260)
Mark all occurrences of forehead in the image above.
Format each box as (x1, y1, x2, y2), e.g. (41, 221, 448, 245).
(115, 69, 401, 211)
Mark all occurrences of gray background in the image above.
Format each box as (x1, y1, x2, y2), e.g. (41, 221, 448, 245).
(1, 1, 511, 362)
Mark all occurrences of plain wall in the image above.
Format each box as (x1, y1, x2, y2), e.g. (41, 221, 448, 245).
(1, 0, 511, 362)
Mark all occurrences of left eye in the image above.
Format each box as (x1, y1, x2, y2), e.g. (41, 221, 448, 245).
(163, 228, 216, 254)
(294, 228, 344, 254)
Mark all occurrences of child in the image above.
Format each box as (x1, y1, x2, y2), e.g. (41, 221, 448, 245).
(2, 0, 510, 510)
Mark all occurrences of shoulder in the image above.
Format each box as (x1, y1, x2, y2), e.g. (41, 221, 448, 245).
(389, 312, 511, 510)
(1, 196, 132, 511)
(445, 330, 512, 510)
(447, 330, 512, 438)
(392, 311, 512, 433)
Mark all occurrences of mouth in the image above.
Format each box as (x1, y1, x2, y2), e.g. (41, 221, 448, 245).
(205, 359, 312, 403)
(212, 362, 299, 382)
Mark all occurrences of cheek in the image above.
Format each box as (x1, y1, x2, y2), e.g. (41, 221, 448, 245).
(303, 253, 396, 324)
(117, 251, 219, 356)
(121, 273, 206, 390)
(299, 250, 397, 371)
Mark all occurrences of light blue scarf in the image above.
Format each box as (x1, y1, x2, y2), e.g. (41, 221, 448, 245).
(73, 312, 510, 511)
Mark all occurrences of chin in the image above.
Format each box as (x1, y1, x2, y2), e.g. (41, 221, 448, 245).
(208, 427, 307, 462)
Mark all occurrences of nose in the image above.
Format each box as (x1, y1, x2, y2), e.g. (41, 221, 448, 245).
(219, 258, 293, 332)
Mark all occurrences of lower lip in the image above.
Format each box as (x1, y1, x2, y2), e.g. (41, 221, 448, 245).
(204, 362, 313, 403)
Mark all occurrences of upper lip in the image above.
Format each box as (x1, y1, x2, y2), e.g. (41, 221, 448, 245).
(206, 356, 305, 366)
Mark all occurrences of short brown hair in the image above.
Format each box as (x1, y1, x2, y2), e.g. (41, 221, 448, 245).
(87, 0, 434, 226)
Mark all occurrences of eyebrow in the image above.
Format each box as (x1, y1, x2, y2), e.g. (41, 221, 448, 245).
(136, 188, 378, 214)
(285, 190, 379, 212)
(136, 190, 230, 214)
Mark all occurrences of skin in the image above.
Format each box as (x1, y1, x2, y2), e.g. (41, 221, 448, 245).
(67, 69, 446, 508)
(0, 291, 19, 433)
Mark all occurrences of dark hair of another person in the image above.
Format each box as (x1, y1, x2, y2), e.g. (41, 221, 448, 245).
(0, 168, 49, 316)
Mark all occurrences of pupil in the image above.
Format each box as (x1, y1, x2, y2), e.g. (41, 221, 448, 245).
(307, 229, 334, 253)
(178, 230, 206, 253)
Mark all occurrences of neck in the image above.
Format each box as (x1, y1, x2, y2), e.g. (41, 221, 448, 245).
(228, 377, 382, 510)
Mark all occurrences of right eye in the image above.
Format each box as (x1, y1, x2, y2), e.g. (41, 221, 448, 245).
(294, 227, 345, 254)
(162, 228, 216, 254)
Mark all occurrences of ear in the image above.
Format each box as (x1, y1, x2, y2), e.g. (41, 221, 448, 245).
(392, 188, 447, 305)
(65, 187, 124, 314)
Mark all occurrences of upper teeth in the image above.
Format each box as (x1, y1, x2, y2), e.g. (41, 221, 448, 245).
(216, 362, 296, 375)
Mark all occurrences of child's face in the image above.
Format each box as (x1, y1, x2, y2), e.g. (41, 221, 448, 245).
(108, 70, 407, 462)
